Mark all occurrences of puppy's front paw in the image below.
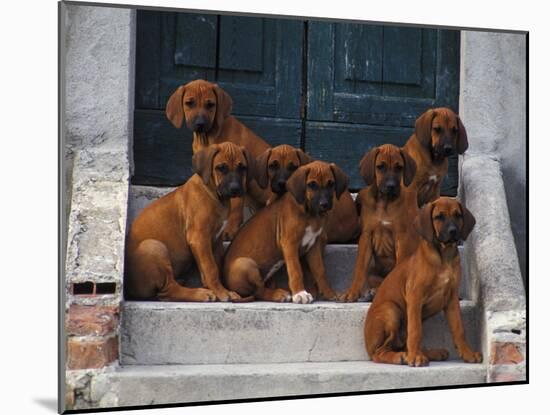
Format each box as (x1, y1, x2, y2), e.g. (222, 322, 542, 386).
(292, 290, 314, 304)
(194, 288, 217, 302)
(339, 289, 360, 303)
(273, 289, 292, 303)
(407, 351, 429, 367)
(215, 289, 241, 302)
(461, 349, 482, 363)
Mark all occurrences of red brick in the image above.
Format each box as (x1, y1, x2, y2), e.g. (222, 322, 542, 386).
(67, 336, 118, 369)
(67, 305, 119, 336)
(490, 372, 524, 382)
(490, 342, 524, 365)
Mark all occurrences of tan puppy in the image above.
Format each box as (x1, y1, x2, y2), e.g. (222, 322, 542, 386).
(166, 79, 271, 239)
(256, 144, 359, 243)
(223, 161, 349, 303)
(341, 144, 419, 302)
(403, 108, 468, 207)
(125, 142, 254, 302)
(364, 197, 481, 366)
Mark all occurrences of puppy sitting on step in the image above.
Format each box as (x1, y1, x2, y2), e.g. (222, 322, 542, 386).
(256, 144, 359, 243)
(341, 144, 418, 302)
(223, 161, 349, 303)
(364, 197, 482, 366)
(125, 142, 254, 302)
(403, 107, 469, 207)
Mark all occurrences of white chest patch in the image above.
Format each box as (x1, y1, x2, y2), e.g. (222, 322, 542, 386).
(429, 175, 439, 183)
(381, 220, 392, 226)
(265, 260, 285, 281)
(215, 220, 228, 240)
(301, 226, 323, 252)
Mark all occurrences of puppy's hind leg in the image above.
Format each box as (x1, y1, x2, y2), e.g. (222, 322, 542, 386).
(127, 239, 217, 302)
(226, 258, 291, 302)
(364, 302, 407, 365)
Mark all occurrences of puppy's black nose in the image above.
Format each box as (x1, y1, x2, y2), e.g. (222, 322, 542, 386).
(448, 226, 458, 239)
(319, 200, 330, 211)
(229, 183, 242, 196)
(443, 144, 454, 156)
(193, 117, 207, 131)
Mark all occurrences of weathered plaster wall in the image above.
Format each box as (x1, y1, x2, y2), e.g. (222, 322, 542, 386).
(62, 3, 135, 411)
(459, 30, 527, 282)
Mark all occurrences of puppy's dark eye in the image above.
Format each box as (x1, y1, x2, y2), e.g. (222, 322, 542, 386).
(216, 164, 228, 174)
(433, 126, 442, 133)
(454, 211, 463, 218)
(395, 165, 403, 171)
(268, 161, 280, 170)
(206, 102, 216, 110)
(237, 164, 247, 172)
(376, 164, 386, 171)
(307, 181, 319, 190)
(452, 126, 458, 134)
(434, 213, 445, 221)
(326, 180, 334, 188)
(288, 164, 297, 172)
(185, 101, 195, 108)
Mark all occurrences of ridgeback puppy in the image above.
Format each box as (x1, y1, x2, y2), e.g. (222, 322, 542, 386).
(255, 144, 359, 243)
(166, 79, 271, 239)
(403, 108, 469, 207)
(340, 144, 418, 302)
(223, 161, 349, 303)
(125, 142, 254, 302)
(364, 197, 481, 366)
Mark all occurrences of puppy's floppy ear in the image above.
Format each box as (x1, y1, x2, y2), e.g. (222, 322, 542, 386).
(400, 149, 417, 187)
(456, 115, 469, 154)
(330, 163, 349, 200)
(255, 148, 272, 189)
(296, 149, 313, 166)
(166, 85, 186, 128)
(192, 145, 220, 185)
(359, 147, 379, 186)
(212, 84, 233, 137)
(240, 146, 256, 188)
(415, 109, 436, 148)
(286, 165, 309, 205)
(459, 202, 476, 240)
(414, 202, 434, 241)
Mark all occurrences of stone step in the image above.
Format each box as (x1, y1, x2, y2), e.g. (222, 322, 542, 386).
(112, 361, 487, 407)
(120, 300, 479, 365)
(164, 244, 469, 300)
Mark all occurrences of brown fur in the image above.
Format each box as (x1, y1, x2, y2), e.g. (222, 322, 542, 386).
(166, 79, 271, 239)
(341, 144, 419, 302)
(363, 197, 481, 366)
(124, 142, 253, 302)
(403, 108, 468, 207)
(223, 161, 349, 303)
(255, 144, 359, 243)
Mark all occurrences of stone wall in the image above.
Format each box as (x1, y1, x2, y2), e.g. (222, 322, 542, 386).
(61, 3, 135, 411)
(459, 30, 527, 282)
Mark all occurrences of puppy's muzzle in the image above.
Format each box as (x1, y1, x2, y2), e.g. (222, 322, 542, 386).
(192, 116, 209, 133)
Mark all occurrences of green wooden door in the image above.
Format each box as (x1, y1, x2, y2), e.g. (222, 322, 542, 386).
(133, 11, 460, 193)
(305, 22, 460, 191)
(134, 11, 303, 185)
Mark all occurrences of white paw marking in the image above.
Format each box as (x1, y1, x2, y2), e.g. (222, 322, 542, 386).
(301, 226, 323, 252)
(429, 175, 439, 183)
(265, 260, 285, 280)
(292, 290, 314, 304)
(215, 220, 228, 239)
(381, 220, 392, 226)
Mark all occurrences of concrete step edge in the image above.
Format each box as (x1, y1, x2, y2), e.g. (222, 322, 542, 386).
(112, 361, 487, 407)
